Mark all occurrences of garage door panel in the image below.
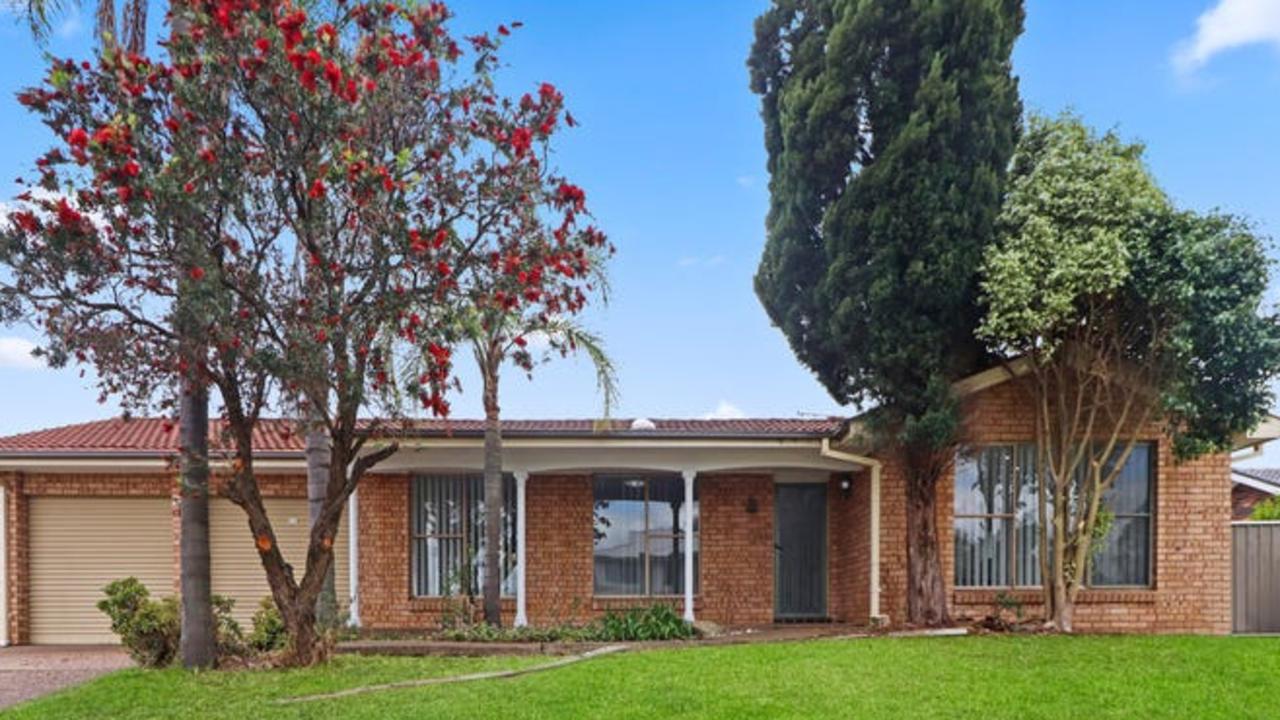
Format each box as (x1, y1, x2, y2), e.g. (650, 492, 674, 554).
(211, 499, 348, 628)
(29, 497, 174, 645)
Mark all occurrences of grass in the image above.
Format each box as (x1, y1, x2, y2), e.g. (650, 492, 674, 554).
(6, 635, 1279, 719)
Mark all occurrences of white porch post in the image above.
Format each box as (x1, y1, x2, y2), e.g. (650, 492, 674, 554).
(681, 469, 696, 624)
(0, 483, 8, 647)
(514, 470, 529, 627)
(347, 486, 360, 627)
(869, 464, 882, 622)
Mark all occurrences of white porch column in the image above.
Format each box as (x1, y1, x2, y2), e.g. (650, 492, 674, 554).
(514, 470, 530, 627)
(869, 464, 882, 622)
(0, 483, 8, 647)
(347, 486, 360, 627)
(681, 469, 696, 624)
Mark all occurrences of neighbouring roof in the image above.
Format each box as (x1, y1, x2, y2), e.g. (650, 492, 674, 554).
(0, 416, 849, 458)
(1233, 467, 1280, 495)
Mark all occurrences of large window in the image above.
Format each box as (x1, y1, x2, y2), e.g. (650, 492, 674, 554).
(954, 443, 1153, 589)
(411, 474, 516, 598)
(593, 475, 698, 596)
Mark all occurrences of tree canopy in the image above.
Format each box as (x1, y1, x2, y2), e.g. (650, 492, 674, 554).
(979, 113, 1280, 460)
(749, 0, 1023, 450)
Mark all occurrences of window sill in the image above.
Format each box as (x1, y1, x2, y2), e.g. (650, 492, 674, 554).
(405, 596, 517, 613)
(592, 595, 701, 612)
(952, 588, 1157, 605)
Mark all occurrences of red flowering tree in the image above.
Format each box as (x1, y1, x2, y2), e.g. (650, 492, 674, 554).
(1, 0, 600, 665)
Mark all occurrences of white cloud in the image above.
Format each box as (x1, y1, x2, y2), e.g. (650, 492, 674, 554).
(702, 400, 746, 420)
(0, 337, 44, 370)
(55, 8, 83, 39)
(735, 175, 757, 189)
(1173, 0, 1280, 73)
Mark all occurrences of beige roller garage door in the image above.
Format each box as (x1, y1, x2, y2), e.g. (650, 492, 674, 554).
(29, 497, 174, 644)
(211, 498, 349, 628)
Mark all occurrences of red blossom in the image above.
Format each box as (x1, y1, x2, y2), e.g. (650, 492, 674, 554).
(277, 10, 307, 50)
(323, 60, 343, 93)
(198, 147, 217, 163)
(255, 37, 271, 53)
(509, 127, 532, 157)
(189, 266, 206, 281)
(122, 160, 140, 177)
(307, 178, 326, 198)
(300, 69, 318, 93)
(66, 128, 89, 147)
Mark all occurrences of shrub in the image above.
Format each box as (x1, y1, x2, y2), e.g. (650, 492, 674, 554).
(1252, 496, 1280, 521)
(249, 597, 288, 653)
(598, 605, 693, 641)
(98, 578, 245, 667)
(98, 578, 180, 667)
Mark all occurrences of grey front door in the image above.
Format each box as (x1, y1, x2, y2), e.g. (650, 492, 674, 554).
(774, 483, 827, 619)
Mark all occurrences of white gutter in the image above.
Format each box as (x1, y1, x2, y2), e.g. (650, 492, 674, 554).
(820, 439, 885, 624)
(1, 483, 8, 647)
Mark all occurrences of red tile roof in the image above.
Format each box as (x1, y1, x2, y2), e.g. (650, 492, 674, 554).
(0, 416, 847, 456)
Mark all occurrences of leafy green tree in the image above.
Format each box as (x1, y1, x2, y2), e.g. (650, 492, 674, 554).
(978, 113, 1280, 631)
(22, 0, 147, 53)
(749, 0, 1023, 624)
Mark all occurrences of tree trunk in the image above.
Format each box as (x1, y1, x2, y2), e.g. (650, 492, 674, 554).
(178, 382, 215, 669)
(305, 425, 337, 628)
(904, 456, 949, 626)
(481, 359, 503, 627)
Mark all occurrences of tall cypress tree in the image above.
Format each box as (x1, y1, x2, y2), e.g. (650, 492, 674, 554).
(749, 0, 1023, 624)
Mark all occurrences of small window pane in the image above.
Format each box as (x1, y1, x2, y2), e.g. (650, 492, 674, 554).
(955, 447, 1011, 515)
(954, 517, 1010, 587)
(1091, 516, 1150, 586)
(1102, 444, 1152, 515)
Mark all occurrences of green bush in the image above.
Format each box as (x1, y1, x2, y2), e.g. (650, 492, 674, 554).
(98, 578, 245, 667)
(98, 578, 180, 667)
(248, 597, 288, 652)
(1251, 496, 1280, 521)
(598, 605, 693, 641)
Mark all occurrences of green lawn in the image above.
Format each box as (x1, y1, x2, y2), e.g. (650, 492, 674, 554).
(6, 636, 1279, 719)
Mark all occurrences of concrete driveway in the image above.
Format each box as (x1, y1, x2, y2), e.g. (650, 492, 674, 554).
(0, 646, 133, 710)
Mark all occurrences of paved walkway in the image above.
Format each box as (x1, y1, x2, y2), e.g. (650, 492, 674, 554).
(0, 645, 132, 710)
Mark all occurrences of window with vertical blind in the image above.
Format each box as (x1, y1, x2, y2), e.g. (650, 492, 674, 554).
(410, 475, 516, 598)
(592, 475, 699, 596)
(954, 443, 1154, 589)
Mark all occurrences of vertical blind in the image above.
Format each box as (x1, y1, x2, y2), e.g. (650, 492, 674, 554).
(592, 475, 699, 596)
(955, 443, 1152, 588)
(411, 474, 516, 597)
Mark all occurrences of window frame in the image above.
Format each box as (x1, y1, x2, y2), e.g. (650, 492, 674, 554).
(1087, 442, 1157, 589)
(953, 442, 1156, 590)
(409, 474, 516, 599)
(591, 474, 699, 597)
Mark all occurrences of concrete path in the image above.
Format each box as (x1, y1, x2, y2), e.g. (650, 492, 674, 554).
(0, 645, 132, 710)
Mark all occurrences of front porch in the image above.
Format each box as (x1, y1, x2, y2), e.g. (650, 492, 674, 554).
(349, 427, 885, 630)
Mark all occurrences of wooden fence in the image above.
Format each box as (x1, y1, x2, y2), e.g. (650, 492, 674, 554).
(1233, 521, 1280, 634)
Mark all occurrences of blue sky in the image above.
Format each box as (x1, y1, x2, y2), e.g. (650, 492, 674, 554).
(1, 0, 1279, 463)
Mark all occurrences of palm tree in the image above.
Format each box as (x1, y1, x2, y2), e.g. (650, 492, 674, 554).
(23, 0, 147, 53)
(19, 0, 214, 667)
(470, 316, 618, 626)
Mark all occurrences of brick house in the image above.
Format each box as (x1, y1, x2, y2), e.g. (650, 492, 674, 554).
(2, 367, 1275, 645)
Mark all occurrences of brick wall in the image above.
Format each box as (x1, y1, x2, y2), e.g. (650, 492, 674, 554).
(1233, 484, 1273, 520)
(875, 378, 1234, 633)
(699, 474, 774, 626)
(828, 472, 871, 623)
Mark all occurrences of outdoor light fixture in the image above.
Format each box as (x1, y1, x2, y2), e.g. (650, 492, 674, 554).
(839, 475, 853, 498)
(746, 496, 759, 514)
